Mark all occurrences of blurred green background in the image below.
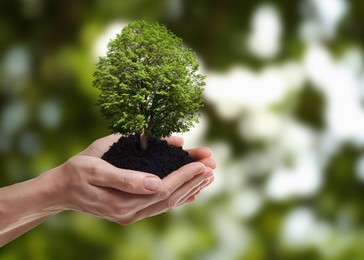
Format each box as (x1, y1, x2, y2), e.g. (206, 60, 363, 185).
(1, 0, 364, 259)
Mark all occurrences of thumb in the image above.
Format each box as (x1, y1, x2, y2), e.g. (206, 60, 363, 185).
(92, 162, 162, 194)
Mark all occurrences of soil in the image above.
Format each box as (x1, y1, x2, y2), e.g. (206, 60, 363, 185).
(101, 134, 194, 179)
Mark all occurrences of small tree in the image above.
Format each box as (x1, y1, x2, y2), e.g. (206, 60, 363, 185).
(93, 20, 205, 150)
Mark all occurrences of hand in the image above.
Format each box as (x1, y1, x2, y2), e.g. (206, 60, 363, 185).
(43, 134, 215, 225)
(0, 134, 215, 247)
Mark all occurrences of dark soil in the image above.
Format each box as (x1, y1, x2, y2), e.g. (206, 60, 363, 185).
(101, 134, 194, 179)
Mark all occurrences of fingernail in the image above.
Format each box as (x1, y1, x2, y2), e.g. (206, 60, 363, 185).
(144, 177, 161, 191)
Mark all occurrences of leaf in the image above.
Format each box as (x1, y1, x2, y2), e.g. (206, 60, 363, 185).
(93, 20, 205, 137)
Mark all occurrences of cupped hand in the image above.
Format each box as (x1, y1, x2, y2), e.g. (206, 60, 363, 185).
(46, 134, 215, 225)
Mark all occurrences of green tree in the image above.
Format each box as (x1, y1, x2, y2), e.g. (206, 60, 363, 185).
(93, 20, 205, 150)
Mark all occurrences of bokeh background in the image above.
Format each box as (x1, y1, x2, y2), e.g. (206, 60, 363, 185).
(1, 0, 364, 259)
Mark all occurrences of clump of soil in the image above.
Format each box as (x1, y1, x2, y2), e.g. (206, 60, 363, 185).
(101, 134, 194, 179)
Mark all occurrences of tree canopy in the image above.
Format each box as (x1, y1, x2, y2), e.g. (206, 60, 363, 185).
(93, 20, 205, 148)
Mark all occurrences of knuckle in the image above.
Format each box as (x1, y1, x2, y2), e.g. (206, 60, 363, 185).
(64, 157, 78, 172)
(116, 206, 133, 217)
(120, 174, 134, 191)
(118, 216, 135, 226)
(90, 161, 103, 175)
(167, 196, 178, 208)
(194, 162, 206, 172)
(158, 187, 172, 200)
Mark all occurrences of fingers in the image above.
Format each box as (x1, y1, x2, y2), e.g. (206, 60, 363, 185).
(198, 158, 216, 170)
(186, 147, 216, 170)
(129, 169, 213, 223)
(164, 138, 215, 167)
(164, 137, 216, 169)
(156, 162, 205, 200)
(169, 169, 213, 205)
(173, 174, 212, 207)
(120, 162, 207, 214)
(187, 146, 212, 161)
(111, 162, 211, 217)
(89, 159, 162, 195)
(164, 136, 215, 169)
(176, 175, 214, 206)
(163, 136, 184, 147)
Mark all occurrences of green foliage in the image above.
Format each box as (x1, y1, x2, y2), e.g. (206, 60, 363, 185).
(293, 84, 326, 131)
(93, 20, 205, 139)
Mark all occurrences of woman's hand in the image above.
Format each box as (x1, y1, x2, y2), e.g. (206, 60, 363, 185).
(43, 134, 216, 225)
(0, 134, 215, 246)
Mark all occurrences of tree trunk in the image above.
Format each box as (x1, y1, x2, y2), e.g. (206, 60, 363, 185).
(140, 128, 148, 150)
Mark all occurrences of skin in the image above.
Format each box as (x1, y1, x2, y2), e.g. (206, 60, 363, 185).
(0, 134, 216, 247)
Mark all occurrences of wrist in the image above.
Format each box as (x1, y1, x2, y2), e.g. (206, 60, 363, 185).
(33, 166, 68, 214)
